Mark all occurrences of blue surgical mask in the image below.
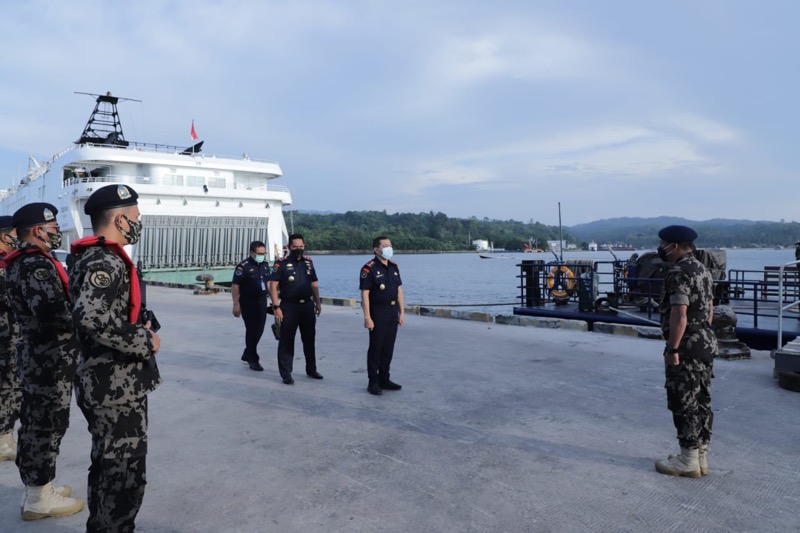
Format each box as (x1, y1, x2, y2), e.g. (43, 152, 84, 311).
(254, 254, 266, 263)
(380, 247, 394, 260)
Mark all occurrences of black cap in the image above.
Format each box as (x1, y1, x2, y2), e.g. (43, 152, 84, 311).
(12, 203, 59, 229)
(84, 184, 139, 215)
(0, 215, 13, 231)
(658, 225, 698, 243)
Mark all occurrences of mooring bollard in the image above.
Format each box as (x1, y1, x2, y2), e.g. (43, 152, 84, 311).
(194, 274, 219, 295)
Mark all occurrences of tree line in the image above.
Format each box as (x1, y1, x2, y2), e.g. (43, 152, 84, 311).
(289, 211, 799, 252)
(290, 210, 571, 252)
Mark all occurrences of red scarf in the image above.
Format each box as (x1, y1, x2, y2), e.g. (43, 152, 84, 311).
(71, 236, 141, 323)
(0, 246, 71, 302)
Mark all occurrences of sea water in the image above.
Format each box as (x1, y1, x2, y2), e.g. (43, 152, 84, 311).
(145, 248, 797, 312)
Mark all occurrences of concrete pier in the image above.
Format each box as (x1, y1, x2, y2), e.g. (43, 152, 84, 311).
(1, 286, 798, 532)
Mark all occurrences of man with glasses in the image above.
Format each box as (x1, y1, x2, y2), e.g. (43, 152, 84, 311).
(70, 184, 161, 532)
(2, 203, 84, 520)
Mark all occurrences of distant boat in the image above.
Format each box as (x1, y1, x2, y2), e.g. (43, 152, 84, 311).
(479, 253, 514, 259)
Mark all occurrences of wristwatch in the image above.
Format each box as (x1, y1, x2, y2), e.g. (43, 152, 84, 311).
(665, 347, 680, 354)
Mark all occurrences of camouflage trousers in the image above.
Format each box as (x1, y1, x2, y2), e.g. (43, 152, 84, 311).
(0, 351, 21, 433)
(79, 396, 148, 533)
(16, 383, 73, 486)
(664, 358, 713, 449)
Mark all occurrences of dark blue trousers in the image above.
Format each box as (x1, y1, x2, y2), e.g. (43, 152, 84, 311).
(277, 301, 317, 379)
(367, 304, 399, 382)
(240, 297, 268, 363)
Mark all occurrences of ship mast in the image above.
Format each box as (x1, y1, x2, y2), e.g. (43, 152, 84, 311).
(75, 91, 140, 146)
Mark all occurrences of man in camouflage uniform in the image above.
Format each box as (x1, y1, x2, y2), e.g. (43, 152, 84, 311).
(0, 216, 22, 462)
(3, 203, 84, 519)
(654, 225, 718, 478)
(70, 184, 161, 532)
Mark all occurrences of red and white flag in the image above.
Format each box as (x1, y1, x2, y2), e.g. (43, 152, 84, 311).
(191, 120, 199, 141)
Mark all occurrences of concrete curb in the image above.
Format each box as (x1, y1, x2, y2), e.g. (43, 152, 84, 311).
(143, 280, 656, 340)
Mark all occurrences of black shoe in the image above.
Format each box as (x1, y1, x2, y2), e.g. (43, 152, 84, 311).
(307, 371, 323, 380)
(282, 376, 294, 385)
(380, 379, 402, 391)
(241, 353, 249, 363)
(248, 361, 264, 372)
(367, 382, 383, 395)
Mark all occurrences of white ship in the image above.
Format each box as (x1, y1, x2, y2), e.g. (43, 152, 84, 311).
(0, 92, 292, 269)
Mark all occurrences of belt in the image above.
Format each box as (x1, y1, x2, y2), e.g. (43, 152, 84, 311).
(371, 300, 397, 306)
(281, 298, 312, 304)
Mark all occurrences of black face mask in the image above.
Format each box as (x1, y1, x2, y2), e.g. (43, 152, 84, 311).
(657, 243, 674, 262)
(118, 215, 142, 245)
(38, 227, 62, 250)
(1, 233, 19, 249)
(291, 248, 304, 261)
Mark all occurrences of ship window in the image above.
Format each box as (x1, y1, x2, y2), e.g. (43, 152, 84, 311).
(207, 177, 226, 189)
(186, 176, 204, 187)
(162, 174, 184, 186)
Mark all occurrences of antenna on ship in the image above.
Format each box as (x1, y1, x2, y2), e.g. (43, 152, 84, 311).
(558, 201, 564, 263)
(74, 91, 141, 147)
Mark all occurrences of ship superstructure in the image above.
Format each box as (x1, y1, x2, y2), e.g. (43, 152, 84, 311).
(0, 93, 291, 268)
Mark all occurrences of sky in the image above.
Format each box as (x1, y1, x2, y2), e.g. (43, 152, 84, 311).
(0, 0, 798, 226)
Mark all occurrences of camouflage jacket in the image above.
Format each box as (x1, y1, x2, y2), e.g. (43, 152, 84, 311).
(659, 253, 718, 363)
(0, 251, 19, 360)
(70, 243, 161, 407)
(3, 242, 80, 381)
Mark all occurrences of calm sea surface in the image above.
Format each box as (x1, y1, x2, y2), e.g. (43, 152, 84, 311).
(146, 249, 796, 313)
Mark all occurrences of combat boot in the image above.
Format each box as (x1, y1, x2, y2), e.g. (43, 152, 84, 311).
(698, 444, 709, 476)
(379, 374, 402, 391)
(655, 447, 701, 478)
(21, 482, 85, 520)
(0, 432, 17, 461)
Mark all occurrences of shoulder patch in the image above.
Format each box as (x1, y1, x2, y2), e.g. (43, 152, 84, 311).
(33, 267, 51, 281)
(89, 268, 113, 288)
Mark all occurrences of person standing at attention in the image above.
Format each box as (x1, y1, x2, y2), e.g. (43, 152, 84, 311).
(654, 225, 718, 478)
(3, 203, 84, 520)
(232, 240, 271, 372)
(269, 234, 323, 384)
(70, 184, 162, 532)
(360, 236, 404, 396)
(0, 216, 22, 463)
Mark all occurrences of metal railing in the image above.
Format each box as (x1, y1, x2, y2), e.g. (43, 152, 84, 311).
(777, 260, 800, 350)
(63, 175, 290, 193)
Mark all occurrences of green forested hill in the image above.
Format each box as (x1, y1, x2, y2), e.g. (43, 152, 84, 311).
(291, 210, 570, 251)
(290, 211, 800, 251)
(568, 217, 800, 248)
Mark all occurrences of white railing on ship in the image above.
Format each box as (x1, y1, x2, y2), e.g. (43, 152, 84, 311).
(79, 141, 280, 166)
(776, 259, 800, 350)
(64, 175, 290, 193)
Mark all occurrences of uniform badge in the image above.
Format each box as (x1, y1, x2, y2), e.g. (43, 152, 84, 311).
(360, 270, 368, 279)
(287, 263, 293, 268)
(43, 208, 55, 221)
(89, 269, 112, 288)
(33, 268, 51, 281)
(394, 272, 398, 276)
(117, 185, 132, 199)
(379, 283, 386, 290)
(234, 267, 243, 276)
(288, 275, 295, 282)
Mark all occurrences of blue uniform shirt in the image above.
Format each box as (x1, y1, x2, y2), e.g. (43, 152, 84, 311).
(232, 257, 271, 300)
(360, 258, 402, 305)
(270, 256, 318, 300)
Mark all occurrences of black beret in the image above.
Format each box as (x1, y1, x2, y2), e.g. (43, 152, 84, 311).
(84, 184, 139, 215)
(12, 203, 59, 229)
(0, 215, 13, 231)
(658, 224, 698, 243)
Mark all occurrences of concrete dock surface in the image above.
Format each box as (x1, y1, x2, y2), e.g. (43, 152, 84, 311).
(1, 286, 799, 533)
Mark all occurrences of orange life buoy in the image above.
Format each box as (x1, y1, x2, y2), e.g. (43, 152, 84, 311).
(547, 265, 576, 300)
